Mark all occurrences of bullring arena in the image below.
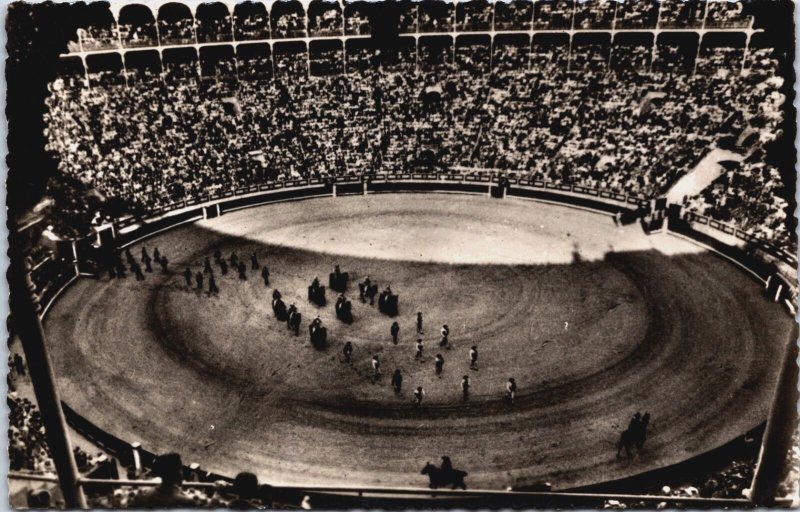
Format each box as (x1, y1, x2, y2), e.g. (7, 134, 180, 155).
(44, 192, 793, 491)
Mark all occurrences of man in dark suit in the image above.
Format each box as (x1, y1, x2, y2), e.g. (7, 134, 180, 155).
(435, 354, 444, 377)
(343, 341, 353, 364)
(390, 322, 400, 344)
(391, 369, 403, 394)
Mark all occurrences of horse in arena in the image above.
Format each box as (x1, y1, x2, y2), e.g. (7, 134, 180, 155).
(617, 412, 650, 458)
(421, 462, 468, 490)
(308, 323, 327, 350)
(272, 298, 287, 321)
(287, 311, 302, 336)
(329, 267, 349, 293)
(378, 289, 399, 317)
(308, 280, 326, 307)
(335, 296, 354, 324)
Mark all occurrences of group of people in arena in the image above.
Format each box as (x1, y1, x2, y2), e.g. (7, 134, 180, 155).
(342, 310, 516, 405)
(42, 35, 794, 253)
(107, 245, 170, 280)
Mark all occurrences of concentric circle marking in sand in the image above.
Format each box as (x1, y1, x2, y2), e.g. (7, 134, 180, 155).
(46, 194, 793, 490)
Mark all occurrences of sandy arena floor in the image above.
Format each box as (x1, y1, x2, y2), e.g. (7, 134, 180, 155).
(45, 194, 794, 490)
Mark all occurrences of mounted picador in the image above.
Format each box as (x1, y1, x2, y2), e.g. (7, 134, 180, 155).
(378, 285, 399, 317)
(308, 276, 326, 306)
(617, 412, 651, 458)
(308, 316, 327, 349)
(335, 294, 353, 324)
(328, 264, 349, 293)
(358, 276, 378, 305)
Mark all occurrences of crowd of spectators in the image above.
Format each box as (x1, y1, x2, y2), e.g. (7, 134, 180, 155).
(45, 31, 791, 249)
(7, 357, 103, 477)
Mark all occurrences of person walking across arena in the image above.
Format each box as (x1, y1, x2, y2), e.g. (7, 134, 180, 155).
(219, 258, 228, 276)
(469, 346, 478, 370)
(439, 324, 450, 349)
(413, 386, 425, 406)
(371, 355, 381, 382)
(461, 375, 470, 401)
(391, 369, 403, 394)
(343, 341, 353, 365)
(416, 312, 423, 333)
(195, 271, 204, 291)
(415, 339, 424, 360)
(390, 321, 400, 344)
(143, 254, 153, 273)
(251, 253, 259, 270)
(238, 261, 247, 280)
(261, 266, 270, 286)
(506, 377, 517, 403)
(435, 354, 444, 377)
(204, 257, 213, 274)
(153, 247, 161, 264)
(183, 267, 192, 287)
(159, 255, 169, 274)
(131, 261, 145, 281)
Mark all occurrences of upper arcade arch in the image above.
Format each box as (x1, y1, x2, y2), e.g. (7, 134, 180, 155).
(610, 32, 655, 71)
(195, 2, 234, 43)
(271, 1, 307, 39)
(234, 2, 271, 41)
(78, 3, 118, 51)
(456, 0, 493, 32)
(118, 4, 158, 48)
(124, 50, 163, 84)
(455, 34, 491, 73)
(494, 0, 532, 32)
(308, 0, 344, 37)
(158, 2, 196, 46)
(236, 43, 273, 80)
(659, 0, 705, 29)
(573, 0, 616, 30)
(533, 0, 573, 31)
(418, 0, 454, 33)
(343, 1, 371, 36)
(86, 52, 125, 87)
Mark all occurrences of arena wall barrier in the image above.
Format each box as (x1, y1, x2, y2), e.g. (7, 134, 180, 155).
(668, 207, 797, 312)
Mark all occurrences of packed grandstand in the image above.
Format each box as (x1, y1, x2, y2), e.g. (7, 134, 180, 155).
(7, 0, 798, 508)
(39, 0, 795, 253)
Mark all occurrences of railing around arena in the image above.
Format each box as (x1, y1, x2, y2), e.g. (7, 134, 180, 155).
(9, 471, 781, 509)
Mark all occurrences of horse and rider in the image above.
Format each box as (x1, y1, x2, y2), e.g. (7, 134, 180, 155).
(421, 456, 468, 490)
(617, 411, 651, 458)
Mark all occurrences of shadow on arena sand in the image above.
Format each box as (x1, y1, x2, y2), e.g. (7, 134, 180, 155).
(44, 221, 793, 490)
